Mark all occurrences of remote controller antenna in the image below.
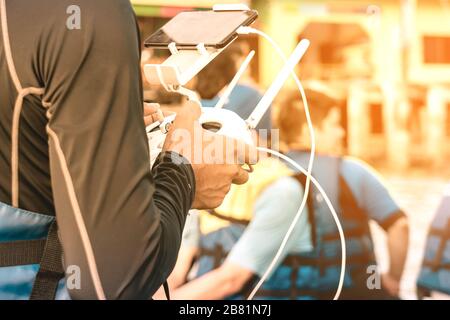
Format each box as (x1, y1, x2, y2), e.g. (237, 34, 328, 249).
(215, 50, 255, 109)
(246, 39, 310, 129)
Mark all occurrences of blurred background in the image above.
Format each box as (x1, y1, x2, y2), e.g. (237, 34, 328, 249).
(131, 0, 450, 299)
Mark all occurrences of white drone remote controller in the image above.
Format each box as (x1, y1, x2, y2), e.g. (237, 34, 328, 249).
(146, 113, 177, 167)
(146, 39, 310, 167)
(146, 107, 254, 167)
(146, 104, 253, 167)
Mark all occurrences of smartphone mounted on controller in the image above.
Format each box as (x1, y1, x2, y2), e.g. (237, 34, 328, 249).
(145, 8, 258, 50)
(143, 5, 259, 166)
(143, 5, 258, 89)
(142, 4, 309, 169)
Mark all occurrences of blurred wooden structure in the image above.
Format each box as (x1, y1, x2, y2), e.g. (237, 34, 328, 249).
(131, 0, 450, 170)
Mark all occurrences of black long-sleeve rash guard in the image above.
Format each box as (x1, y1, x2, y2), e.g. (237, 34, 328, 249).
(0, 0, 195, 299)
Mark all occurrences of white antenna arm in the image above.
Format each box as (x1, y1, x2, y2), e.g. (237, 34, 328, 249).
(246, 39, 310, 129)
(215, 50, 255, 109)
(176, 86, 202, 106)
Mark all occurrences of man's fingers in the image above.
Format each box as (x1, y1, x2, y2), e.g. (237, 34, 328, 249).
(144, 103, 161, 115)
(232, 166, 250, 185)
(144, 112, 164, 126)
(144, 103, 164, 126)
(144, 113, 163, 126)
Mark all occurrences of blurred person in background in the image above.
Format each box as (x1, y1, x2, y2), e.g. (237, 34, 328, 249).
(152, 46, 319, 300)
(276, 88, 410, 299)
(154, 151, 315, 300)
(417, 184, 450, 299)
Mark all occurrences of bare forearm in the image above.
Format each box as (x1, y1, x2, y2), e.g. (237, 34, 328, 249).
(153, 271, 193, 300)
(152, 247, 199, 300)
(387, 217, 409, 280)
(171, 265, 253, 300)
(172, 271, 230, 300)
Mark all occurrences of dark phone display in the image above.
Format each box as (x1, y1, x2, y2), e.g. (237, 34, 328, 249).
(145, 10, 258, 49)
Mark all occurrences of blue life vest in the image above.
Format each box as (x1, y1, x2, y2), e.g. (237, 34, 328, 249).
(0, 0, 69, 298)
(194, 157, 377, 300)
(417, 191, 450, 296)
(0, 202, 69, 300)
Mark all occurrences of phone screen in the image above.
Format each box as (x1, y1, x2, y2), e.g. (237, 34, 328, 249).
(144, 10, 258, 49)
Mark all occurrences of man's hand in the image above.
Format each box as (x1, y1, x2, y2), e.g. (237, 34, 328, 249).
(385, 215, 408, 298)
(381, 273, 400, 297)
(162, 101, 258, 209)
(144, 102, 164, 127)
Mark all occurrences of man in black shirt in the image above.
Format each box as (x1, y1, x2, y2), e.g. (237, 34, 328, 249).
(0, 0, 253, 299)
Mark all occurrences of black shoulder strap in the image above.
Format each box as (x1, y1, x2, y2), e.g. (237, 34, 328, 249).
(293, 174, 317, 248)
(206, 209, 250, 226)
(0, 220, 65, 300)
(423, 219, 450, 271)
(29, 221, 65, 300)
(163, 282, 171, 300)
(0, 239, 46, 267)
(338, 169, 367, 221)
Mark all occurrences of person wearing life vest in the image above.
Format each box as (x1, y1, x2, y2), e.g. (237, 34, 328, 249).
(155, 81, 409, 300)
(0, 0, 256, 300)
(277, 87, 410, 299)
(152, 45, 315, 300)
(153, 156, 314, 300)
(417, 184, 450, 299)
